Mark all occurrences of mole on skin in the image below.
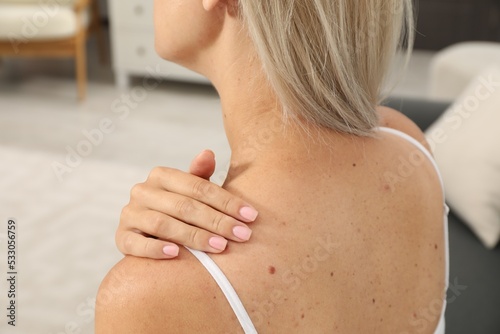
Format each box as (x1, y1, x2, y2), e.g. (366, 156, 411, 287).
(268, 266, 276, 275)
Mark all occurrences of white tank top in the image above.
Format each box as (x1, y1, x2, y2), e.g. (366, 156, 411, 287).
(186, 127, 450, 334)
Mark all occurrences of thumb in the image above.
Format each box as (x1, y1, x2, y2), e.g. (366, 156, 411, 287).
(189, 150, 216, 180)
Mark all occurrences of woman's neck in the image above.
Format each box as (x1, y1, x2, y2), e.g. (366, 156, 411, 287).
(201, 32, 289, 168)
(196, 18, 347, 183)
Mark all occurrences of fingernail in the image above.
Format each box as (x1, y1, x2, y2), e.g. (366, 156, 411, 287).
(196, 150, 213, 160)
(163, 245, 179, 257)
(209, 237, 228, 251)
(239, 206, 258, 222)
(233, 226, 253, 241)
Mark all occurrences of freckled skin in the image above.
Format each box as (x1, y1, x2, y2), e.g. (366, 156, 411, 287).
(97, 132, 446, 333)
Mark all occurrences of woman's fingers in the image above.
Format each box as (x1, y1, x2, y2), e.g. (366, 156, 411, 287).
(119, 209, 233, 254)
(189, 150, 216, 180)
(146, 167, 259, 223)
(116, 230, 180, 259)
(116, 155, 259, 258)
(124, 191, 252, 243)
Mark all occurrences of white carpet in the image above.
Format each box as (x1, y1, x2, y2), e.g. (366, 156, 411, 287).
(0, 144, 149, 334)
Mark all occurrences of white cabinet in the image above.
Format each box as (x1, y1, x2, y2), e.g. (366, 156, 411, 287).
(108, 0, 208, 88)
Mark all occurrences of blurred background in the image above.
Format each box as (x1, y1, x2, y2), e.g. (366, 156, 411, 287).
(0, 0, 499, 333)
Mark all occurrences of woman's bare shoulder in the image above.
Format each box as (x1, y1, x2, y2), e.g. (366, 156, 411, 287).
(95, 251, 241, 334)
(377, 105, 432, 153)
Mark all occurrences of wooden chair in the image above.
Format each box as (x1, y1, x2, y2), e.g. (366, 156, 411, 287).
(0, 0, 105, 100)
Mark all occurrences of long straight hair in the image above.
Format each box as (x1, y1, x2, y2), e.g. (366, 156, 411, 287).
(238, 0, 414, 136)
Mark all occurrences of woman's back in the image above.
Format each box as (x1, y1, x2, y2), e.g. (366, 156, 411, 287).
(97, 126, 447, 333)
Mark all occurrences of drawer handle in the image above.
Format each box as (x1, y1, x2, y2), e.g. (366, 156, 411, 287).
(134, 5, 144, 16)
(136, 46, 146, 57)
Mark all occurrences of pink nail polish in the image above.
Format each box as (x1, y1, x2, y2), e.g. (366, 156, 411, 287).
(239, 206, 258, 222)
(209, 237, 228, 251)
(233, 226, 252, 241)
(163, 245, 179, 257)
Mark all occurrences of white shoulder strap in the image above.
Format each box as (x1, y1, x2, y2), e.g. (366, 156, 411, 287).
(378, 127, 445, 191)
(185, 247, 258, 334)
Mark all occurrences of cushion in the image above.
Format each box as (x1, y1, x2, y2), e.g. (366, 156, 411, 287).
(426, 66, 500, 249)
(429, 42, 500, 101)
(0, 2, 89, 41)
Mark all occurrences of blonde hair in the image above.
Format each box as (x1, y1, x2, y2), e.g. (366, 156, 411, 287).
(238, 0, 414, 136)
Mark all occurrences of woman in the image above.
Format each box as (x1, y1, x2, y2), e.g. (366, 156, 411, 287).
(96, 1, 448, 333)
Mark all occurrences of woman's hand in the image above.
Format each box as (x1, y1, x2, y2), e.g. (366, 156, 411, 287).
(116, 150, 258, 259)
